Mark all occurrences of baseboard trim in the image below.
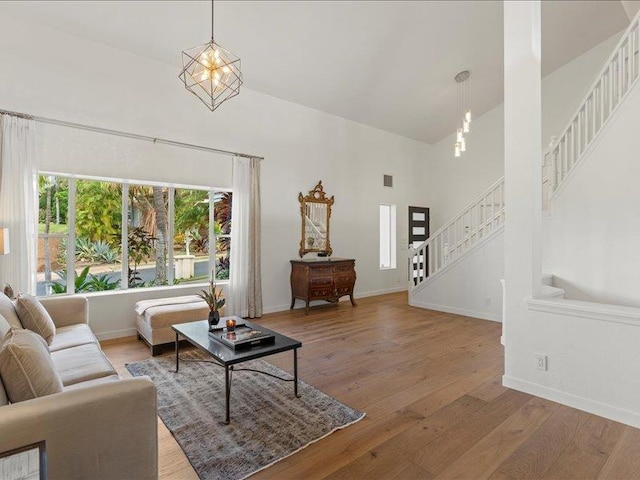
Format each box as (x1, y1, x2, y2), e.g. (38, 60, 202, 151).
(262, 304, 291, 315)
(96, 289, 407, 340)
(356, 286, 407, 298)
(94, 327, 137, 341)
(265, 287, 407, 315)
(503, 375, 640, 429)
(410, 299, 502, 323)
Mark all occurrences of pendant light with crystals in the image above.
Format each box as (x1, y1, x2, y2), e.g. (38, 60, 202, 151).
(179, 0, 243, 112)
(454, 70, 472, 157)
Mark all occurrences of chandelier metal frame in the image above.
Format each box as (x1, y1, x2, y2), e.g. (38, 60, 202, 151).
(178, 0, 243, 112)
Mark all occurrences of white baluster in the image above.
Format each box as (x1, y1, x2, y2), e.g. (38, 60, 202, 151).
(600, 75, 605, 127)
(609, 62, 614, 115)
(548, 137, 557, 191)
(565, 128, 570, 174)
(616, 48, 624, 105)
(589, 95, 596, 143)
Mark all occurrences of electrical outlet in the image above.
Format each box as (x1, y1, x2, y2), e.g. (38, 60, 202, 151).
(535, 354, 548, 371)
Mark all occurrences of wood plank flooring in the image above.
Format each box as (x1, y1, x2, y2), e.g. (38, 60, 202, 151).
(101, 292, 640, 479)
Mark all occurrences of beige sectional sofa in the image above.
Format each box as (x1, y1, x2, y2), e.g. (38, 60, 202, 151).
(0, 294, 158, 480)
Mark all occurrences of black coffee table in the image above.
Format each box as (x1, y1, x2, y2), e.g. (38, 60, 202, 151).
(172, 316, 302, 424)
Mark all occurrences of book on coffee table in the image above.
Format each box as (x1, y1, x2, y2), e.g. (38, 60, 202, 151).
(209, 326, 275, 349)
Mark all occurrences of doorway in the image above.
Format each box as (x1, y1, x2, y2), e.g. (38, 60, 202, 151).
(409, 206, 429, 285)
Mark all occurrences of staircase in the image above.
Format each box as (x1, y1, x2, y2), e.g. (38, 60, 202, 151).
(409, 176, 504, 292)
(410, 10, 640, 312)
(543, 12, 640, 201)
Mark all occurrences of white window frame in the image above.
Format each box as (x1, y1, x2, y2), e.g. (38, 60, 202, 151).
(37, 171, 231, 296)
(379, 204, 397, 270)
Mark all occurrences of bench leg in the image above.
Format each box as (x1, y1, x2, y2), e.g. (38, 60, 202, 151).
(151, 344, 163, 356)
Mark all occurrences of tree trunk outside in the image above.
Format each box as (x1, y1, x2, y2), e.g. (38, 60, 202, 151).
(153, 187, 168, 284)
(44, 179, 52, 287)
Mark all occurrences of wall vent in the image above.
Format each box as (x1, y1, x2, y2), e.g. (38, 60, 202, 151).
(383, 174, 393, 187)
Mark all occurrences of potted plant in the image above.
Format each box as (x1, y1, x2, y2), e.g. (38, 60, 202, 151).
(198, 275, 226, 329)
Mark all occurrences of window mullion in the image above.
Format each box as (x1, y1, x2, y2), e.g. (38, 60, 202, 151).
(121, 184, 129, 290)
(67, 179, 76, 295)
(167, 187, 175, 285)
(209, 191, 216, 280)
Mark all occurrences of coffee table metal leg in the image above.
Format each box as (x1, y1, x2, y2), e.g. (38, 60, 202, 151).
(225, 365, 231, 424)
(175, 332, 179, 373)
(294, 348, 300, 398)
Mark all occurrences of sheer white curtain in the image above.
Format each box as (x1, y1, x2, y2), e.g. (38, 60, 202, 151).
(0, 115, 37, 294)
(228, 156, 262, 318)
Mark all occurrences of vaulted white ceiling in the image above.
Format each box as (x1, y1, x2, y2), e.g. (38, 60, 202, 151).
(0, 1, 630, 144)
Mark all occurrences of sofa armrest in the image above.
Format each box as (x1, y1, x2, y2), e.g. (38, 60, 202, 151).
(0, 377, 157, 480)
(38, 295, 88, 328)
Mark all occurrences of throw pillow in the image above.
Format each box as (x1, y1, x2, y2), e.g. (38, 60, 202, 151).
(0, 313, 12, 337)
(0, 291, 22, 329)
(15, 294, 56, 345)
(0, 329, 63, 403)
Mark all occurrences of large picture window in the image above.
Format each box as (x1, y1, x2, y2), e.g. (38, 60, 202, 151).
(37, 173, 231, 296)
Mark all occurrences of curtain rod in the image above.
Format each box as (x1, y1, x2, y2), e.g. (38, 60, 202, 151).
(0, 108, 264, 160)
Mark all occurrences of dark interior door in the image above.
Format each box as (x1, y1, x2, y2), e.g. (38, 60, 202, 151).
(409, 206, 430, 285)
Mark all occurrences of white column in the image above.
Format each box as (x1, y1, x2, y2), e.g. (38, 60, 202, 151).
(504, 0, 543, 342)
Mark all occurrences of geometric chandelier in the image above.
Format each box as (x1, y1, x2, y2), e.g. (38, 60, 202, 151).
(454, 70, 472, 157)
(179, 0, 243, 112)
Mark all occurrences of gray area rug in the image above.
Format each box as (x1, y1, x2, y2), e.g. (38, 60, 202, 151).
(126, 350, 365, 480)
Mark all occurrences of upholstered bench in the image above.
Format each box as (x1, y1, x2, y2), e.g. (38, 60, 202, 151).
(135, 296, 209, 356)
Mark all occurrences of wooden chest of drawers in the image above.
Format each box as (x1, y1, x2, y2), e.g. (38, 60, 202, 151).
(290, 258, 357, 314)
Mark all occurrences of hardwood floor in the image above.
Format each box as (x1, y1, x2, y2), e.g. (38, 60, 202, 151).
(102, 292, 640, 479)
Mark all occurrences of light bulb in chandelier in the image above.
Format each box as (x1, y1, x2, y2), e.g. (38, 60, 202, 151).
(463, 119, 470, 133)
(456, 129, 464, 142)
(460, 137, 466, 152)
(465, 110, 472, 123)
(454, 142, 461, 157)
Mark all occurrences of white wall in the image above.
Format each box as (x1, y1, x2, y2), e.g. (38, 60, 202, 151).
(38, 124, 233, 189)
(426, 31, 621, 232)
(547, 81, 640, 308)
(0, 12, 430, 338)
(503, 2, 640, 430)
(411, 30, 622, 326)
(410, 229, 504, 322)
(426, 106, 505, 231)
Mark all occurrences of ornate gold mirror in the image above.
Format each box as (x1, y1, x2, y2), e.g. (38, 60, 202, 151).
(298, 181, 334, 257)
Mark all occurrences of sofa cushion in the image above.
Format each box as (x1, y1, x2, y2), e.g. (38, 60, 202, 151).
(63, 374, 120, 391)
(51, 343, 117, 387)
(15, 294, 56, 345)
(49, 324, 99, 352)
(0, 329, 64, 403)
(0, 292, 21, 329)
